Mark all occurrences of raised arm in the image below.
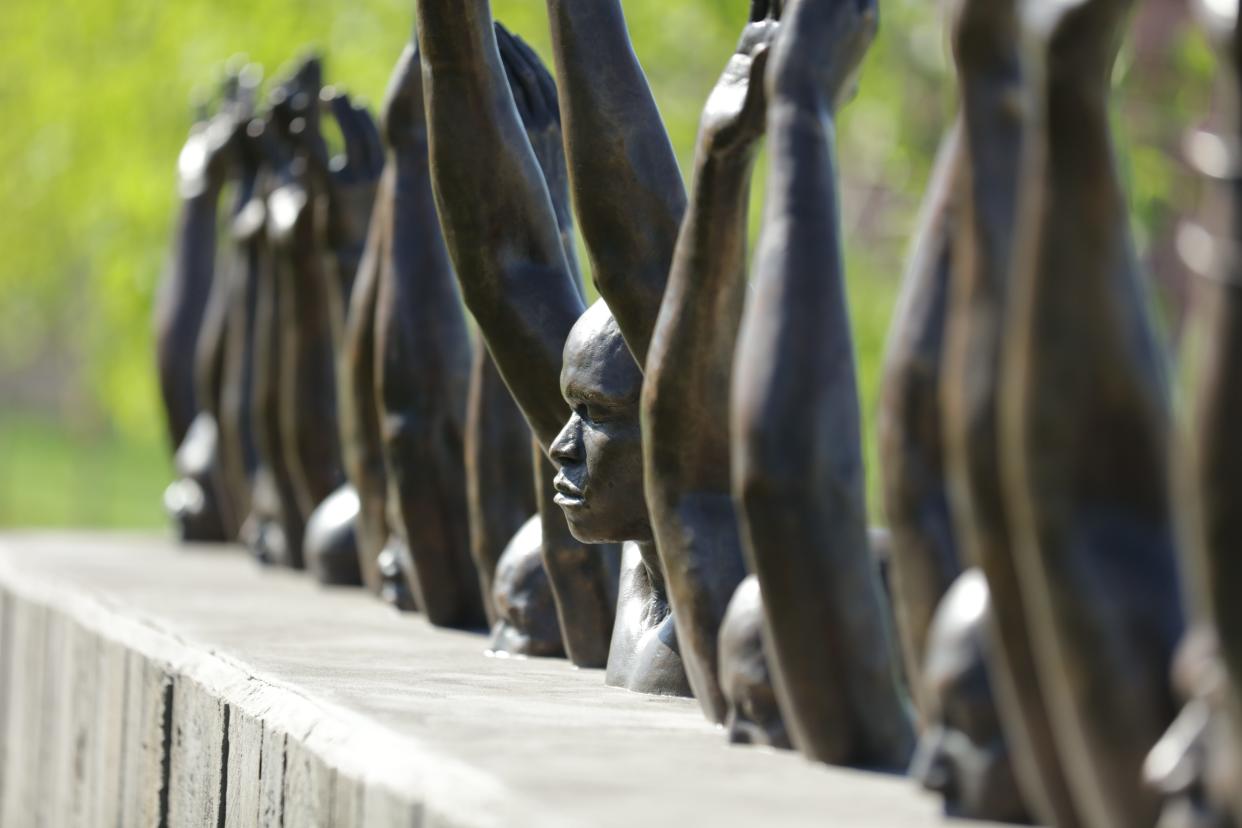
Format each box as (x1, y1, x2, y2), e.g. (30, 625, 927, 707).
(730, 0, 914, 767)
(998, 0, 1183, 823)
(640, 3, 777, 722)
(156, 95, 245, 450)
(939, 0, 1080, 822)
(414, 2, 584, 451)
(543, 0, 687, 364)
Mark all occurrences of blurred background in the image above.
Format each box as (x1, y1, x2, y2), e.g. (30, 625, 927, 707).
(0, 0, 1217, 528)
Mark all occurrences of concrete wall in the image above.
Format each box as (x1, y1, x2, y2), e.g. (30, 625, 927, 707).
(0, 533, 1001, 828)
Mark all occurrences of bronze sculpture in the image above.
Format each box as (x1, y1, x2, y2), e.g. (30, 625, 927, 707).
(1146, 629, 1239, 828)
(157, 80, 242, 455)
(505, 29, 621, 669)
(337, 170, 393, 592)
(371, 35, 480, 625)
(245, 58, 383, 575)
(1181, 0, 1242, 772)
(910, 569, 1030, 823)
(533, 447, 621, 667)
(413, 0, 687, 692)
(640, 0, 775, 722)
(1149, 3, 1242, 826)
(300, 88, 386, 586)
(940, 0, 1081, 820)
(245, 67, 323, 567)
(729, 0, 914, 766)
(998, 0, 1186, 823)
(718, 575, 790, 749)
(463, 38, 619, 661)
(372, 29, 581, 630)
(465, 338, 536, 622)
(215, 74, 272, 547)
(487, 514, 566, 658)
(877, 120, 963, 708)
(158, 82, 244, 541)
(274, 71, 377, 538)
(303, 484, 363, 585)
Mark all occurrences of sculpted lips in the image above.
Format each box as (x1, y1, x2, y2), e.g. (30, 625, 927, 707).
(552, 472, 585, 508)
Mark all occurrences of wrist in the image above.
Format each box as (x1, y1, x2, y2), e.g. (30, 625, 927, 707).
(702, 132, 761, 165)
(767, 80, 834, 119)
(179, 172, 224, 201)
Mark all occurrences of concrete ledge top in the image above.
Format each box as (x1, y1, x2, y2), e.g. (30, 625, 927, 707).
(0, 531, 1000, 828)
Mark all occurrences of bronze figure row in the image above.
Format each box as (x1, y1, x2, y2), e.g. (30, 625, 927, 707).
(152, 0, 1242, 824)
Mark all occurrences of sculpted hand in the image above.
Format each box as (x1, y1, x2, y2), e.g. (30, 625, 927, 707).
(494, 24, 574, 240)
(767, 0, 877, 111)
(270, 56, 329, 176)
(323, 90, 384, 253)
(380, 42, 427, 153)
(177, 69, 257, 197)
(700, 0, 782, 157)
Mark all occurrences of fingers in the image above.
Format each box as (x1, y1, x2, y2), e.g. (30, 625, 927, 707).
(745, 46, 771, 111)
(509, 33, 561, 127)
(393, 43, 420, 97)
(293, 55, 323, 96)
(494, 23, 536, 125)
(235, 63, 263, 121)
(502, 24, 553, 120)
(328, 92, 364, 163)
(330, 93, 383, 177)
(352, 102, 384, 176)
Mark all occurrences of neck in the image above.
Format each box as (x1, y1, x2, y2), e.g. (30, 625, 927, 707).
(636, 541, 665, 594)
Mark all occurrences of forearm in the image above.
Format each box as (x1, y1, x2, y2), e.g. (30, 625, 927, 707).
(958, 63, 1022, 270)
(544, 0, 686, 363)
(159, 189, 221, 353)
(645, 147, 754, 494)
(734, 95, 911, 765)
(339, 177, 391, 584)
(375, 190, 473, 433)
(673, 145, 755, 334)
(416, 0, 583, 450)
(391, 149, 471, 319)
(157, 192, 219, 446)
(415, 2, 561, 276)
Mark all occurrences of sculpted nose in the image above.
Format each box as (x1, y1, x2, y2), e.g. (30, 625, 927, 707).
(550, 412, 583, 466)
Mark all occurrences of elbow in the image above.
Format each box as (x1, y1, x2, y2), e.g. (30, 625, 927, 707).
(380, 411, 434, 472)
(734, 456, 815, 523)
(733, 414, 813, 517)
(733, 416, 864, 526)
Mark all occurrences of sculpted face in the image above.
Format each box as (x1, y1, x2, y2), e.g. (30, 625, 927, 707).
(719, 576, 791, 749)
(910, 570, 1027, 823)
(488, 515, 564, 658)
(551, 300, 652, 544)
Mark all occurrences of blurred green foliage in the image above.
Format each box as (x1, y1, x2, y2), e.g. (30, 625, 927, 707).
(0, 0, 1219, 527)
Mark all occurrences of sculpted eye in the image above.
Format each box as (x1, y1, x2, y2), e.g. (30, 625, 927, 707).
(577, 402, 612, 424)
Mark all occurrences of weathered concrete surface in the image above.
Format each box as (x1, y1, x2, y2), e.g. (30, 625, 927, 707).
(0, 531, 1008, 828)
